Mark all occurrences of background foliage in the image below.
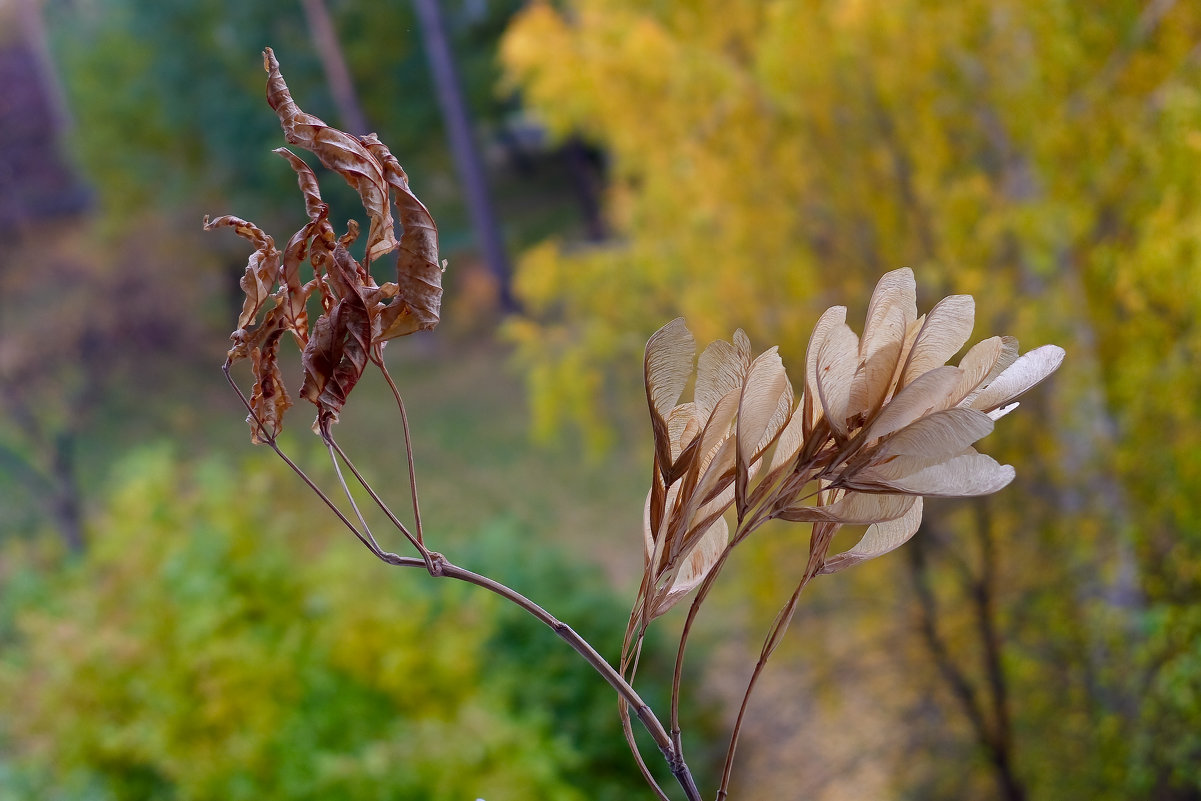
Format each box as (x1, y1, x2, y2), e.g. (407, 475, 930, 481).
(500, 1, 1201, 798)
(0, 449, 713, 800)
(0, 0, 1198, 798)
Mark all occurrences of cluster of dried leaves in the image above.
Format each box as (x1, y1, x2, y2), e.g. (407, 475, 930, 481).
(621, 267, 1064, 797)
(207, 48, 443, 444)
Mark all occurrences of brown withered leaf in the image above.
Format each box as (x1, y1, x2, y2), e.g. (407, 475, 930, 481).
(275, 222, 320, 346)
(361, 134, 443, 341)
(299, 250, 372, 433)
(246, 311, 292, 444)
(264, 48, 399, 265)
(203, 215, 279, 330)
(275, 147, 329, 225)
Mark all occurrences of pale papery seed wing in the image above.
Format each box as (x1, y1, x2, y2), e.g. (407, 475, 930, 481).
(859, 271, 912, 396)
(263, 49, 398, 265)
(696, 388, 741, 470)
(864, 365, 962, 443)
(988, 402, 1020, 421)
(815, 323, 860, 439)
(969, 345, 1066, 413)
(779, 491, 915, 524)
(950, 336, 1003, 406)
(959, 335, 1019, 407)
(737, 348, 789, 487)
(804, 306, 848, 436)
(768, 401, 805, 474)
(819, 497, 924, 574)
(734, 329, 752, 361)
(652, 515, 728, 618)
(644, 318, 697, 475)
(848, 339, 902, 424)
(859, 268, 917, 361)
(644, 482, 683, 577)
(885, 313, 926, 402)
(853, 450, 1015, 497)
(900, 295, 975, 387)
(666, 402, 699, 461)
(673, 436, 737, 560)
(872, 407, 995, 463)
(851, 451, 948, 482)
(755, 378, 795, 460)
(695, 338, 749, 422)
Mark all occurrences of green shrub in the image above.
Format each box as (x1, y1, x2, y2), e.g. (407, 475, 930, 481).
(0, 448, 711, 800)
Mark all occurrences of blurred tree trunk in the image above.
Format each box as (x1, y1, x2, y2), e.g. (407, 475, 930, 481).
(299, 0, 370, 135)
(15, 0, 71, 135)
(412, 0, 516, 312)
(908, 519, 1028, 801)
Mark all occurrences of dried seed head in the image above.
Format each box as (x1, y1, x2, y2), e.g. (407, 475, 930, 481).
(637, 267, 1065, 611)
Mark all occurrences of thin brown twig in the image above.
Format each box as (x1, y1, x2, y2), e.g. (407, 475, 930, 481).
(375, 550, 700, 801)
(223, 364, 383, 558)
(326, 434, 436, 573)
(325, 436, 384, 554)
(617, 631, 674, 801)
(715, 549, 825, 800)
(374, 357, 425, 544)
(225, 364, 699, 800)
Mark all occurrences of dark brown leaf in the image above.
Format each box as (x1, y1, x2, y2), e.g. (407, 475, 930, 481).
(299, 290, 371, 433)
(203, 215, 279, 331)
(246, 311, 292, 444)
(361, 134, 444, 341)
(264, 48, 399, 265)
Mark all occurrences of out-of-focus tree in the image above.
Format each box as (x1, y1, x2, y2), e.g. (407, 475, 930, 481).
(500, 1, 1201, 797)
(0, 1, 219, 550)
(47, 0, 526, 234)
(0, 449, 717, 800)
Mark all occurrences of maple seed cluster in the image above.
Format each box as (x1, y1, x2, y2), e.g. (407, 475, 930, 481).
(207, 48, 444, 444)
(636, 267, 1065, 622)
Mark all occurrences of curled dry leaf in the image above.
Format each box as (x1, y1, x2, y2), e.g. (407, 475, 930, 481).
(246, 311, 292, 444)
(362, 134, 443, 342)
(203, 215, 279, 333)
(299, 245, 372, 433)
(264, 48, 398, 265)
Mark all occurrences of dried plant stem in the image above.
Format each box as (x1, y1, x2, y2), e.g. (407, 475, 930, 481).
(228, 364, 699, 800)
(325, 438, 384, 555)
(374, 358, 425, 544)
(616, 633, 676, 801)
(373, 550, 702, 801)
(224, 365, 381, 557)
(715, 553, 824, 800)
(668, 498, 777, 742)
(325, 434, 438, 574)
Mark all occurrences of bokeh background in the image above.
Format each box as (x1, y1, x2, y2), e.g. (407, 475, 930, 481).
(2, 1, 1200, 799)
